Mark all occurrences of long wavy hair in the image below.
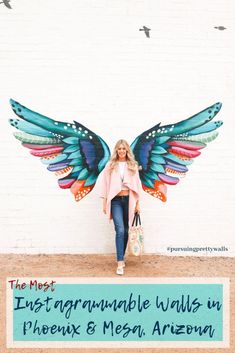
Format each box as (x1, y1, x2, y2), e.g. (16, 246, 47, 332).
(109, 139, 138, 174)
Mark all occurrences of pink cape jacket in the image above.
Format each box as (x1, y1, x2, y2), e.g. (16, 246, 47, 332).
(100, 162, 142, 226)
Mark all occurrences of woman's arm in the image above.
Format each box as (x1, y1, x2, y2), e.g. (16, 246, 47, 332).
(100, 164, 110, 214)
(100, 163, 110, 198)
(135, 199, 140, 213)
(102, 197, 107, 214)
(135, 167, 141, 213)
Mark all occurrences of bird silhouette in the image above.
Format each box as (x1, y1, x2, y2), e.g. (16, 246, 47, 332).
(214, 26, 226, 30)
(0, 0, 12, 9)
(139, 26, 151, 38)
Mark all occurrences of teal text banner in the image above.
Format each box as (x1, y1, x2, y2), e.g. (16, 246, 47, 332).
(11, 279, 225, 342)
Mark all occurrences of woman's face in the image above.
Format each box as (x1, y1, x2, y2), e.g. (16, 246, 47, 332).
(117, 144, 127, 161)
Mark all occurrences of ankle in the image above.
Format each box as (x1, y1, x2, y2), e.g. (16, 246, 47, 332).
(117, 261, 124, 268)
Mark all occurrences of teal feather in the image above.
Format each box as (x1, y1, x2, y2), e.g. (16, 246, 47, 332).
(77, 168, 89, 180)
(154, 102, 222, 137)
(141, 175, 157, 188)
(69, 159, 82, 166)
(68, 151, 82, 159)
(72, 165, 83, 173)
(63, 145, 80, 153)
(69, 171, 80, 178)
(150, 155, 166, 164)
(156, 136, 171, 144)
(10, 99, 80, 138)
(152, 146, 168, 154)
(150, 164, 165, 173)
(130, 136, 139, 151)
(84, 173, 98, 186)
(9, 118, 54, 137)
(164, 153, 193, 165)
(147, 169, 160, 181)
(97, 137, 111, 172)
(188, 121, 223, 135)
(63, 137, 79, 144)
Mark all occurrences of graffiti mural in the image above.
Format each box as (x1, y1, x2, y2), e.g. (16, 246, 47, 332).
(9, 99, 223, 202)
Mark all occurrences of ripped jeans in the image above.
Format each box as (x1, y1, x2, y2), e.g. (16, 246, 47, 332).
(111, 195, 129, 261)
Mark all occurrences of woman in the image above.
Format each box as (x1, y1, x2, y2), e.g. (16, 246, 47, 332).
(100, 139, 142, 275)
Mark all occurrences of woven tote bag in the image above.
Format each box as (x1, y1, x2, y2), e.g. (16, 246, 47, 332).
(128, 212, 144, 256)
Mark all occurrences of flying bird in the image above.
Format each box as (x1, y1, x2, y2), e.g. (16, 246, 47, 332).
(139, 26, 151, 38)
(214, 26, 226, 30)
(8, 100, 223, 202)
(0, 0, 12, 9)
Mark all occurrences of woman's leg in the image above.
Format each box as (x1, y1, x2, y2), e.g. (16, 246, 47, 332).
(123, 196, 129, 257)
(111, 198, 125, 262)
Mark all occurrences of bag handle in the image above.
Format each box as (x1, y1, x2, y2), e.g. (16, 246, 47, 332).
(137, 213, 141, 226)
(131, 213, 138, 227)
(132, 212, 141, 227)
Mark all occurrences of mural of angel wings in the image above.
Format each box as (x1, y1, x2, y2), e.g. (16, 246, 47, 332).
(9, 99, 223, 202)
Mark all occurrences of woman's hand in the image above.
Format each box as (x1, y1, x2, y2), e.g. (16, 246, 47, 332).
(103, 198, 107, 214)
(135, 201, 140, 214)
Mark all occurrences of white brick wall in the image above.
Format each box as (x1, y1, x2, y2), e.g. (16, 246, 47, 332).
(0, 0, 234, 255)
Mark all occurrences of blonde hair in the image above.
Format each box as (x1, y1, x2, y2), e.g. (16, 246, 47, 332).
(109, 139, 138, 174)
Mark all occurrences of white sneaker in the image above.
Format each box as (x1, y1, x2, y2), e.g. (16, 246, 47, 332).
(116, 267, 124, 275)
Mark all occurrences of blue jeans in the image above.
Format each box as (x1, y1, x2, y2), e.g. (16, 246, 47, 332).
(111, 196, 129, 261)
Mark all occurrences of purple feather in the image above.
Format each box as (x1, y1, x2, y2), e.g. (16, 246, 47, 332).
(58, 178, 75, 189)
(80, 140, 96, 169)
(139, 140, 155, 169)
(158, 173, 179, 185)
(165, 161, 188, 173)
(47, 162, 70, 172)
